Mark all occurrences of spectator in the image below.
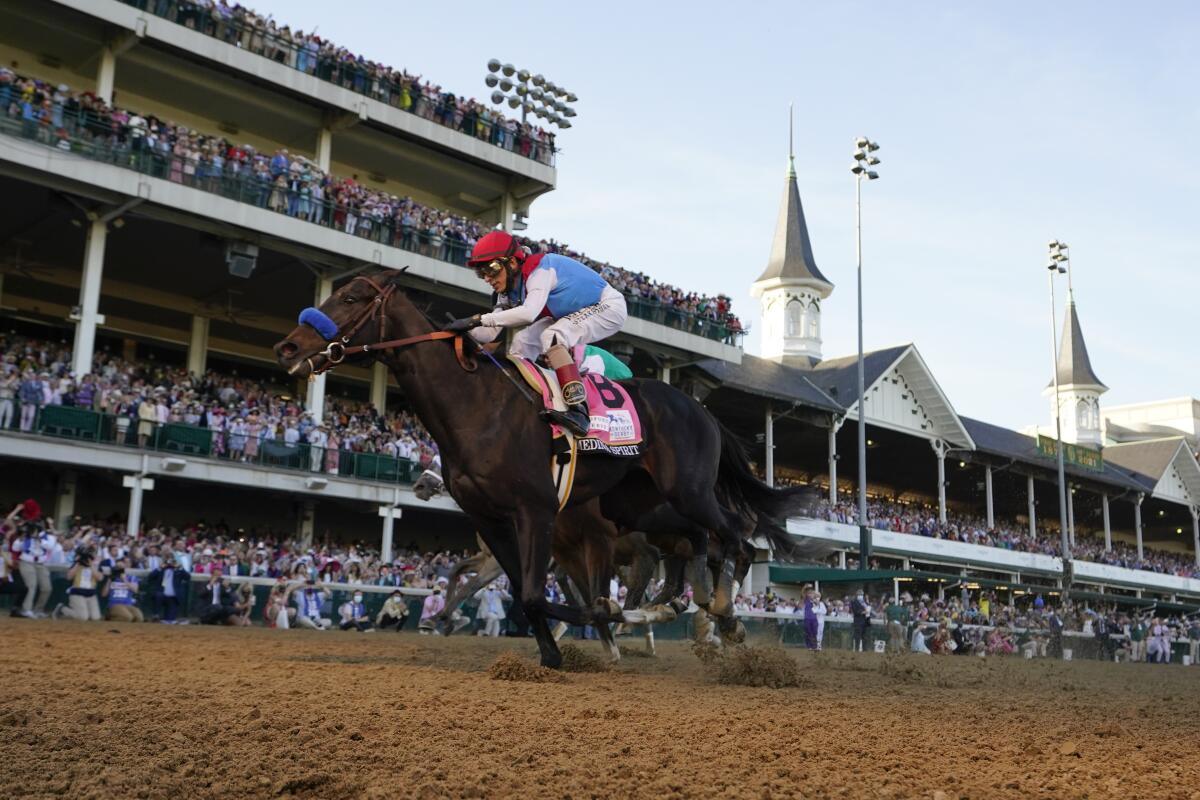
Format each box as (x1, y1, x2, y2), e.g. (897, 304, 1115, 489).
(264, 578, 297, 629)
(474, 582, 509, 637)
(885, 597, 909, 654)
(418, 584, 445, 634)
(338, 590, 374, 632)
(850, 590, 871, 652)
(230, 582, 256, 626)
(812, 590, 828, 651)
(294, 578, 332, 630)
(910, 623, 932, 654)
(376, 588, 409, 631)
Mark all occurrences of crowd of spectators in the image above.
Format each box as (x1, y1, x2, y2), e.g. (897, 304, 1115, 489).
(735, 585, 1200, 662)
(120, 0, 557, 164)
(0, 70, 745, 344)
(0, 497, 485, 628)
(0, 332, 441, 472)
(820, 498, 1200, 579)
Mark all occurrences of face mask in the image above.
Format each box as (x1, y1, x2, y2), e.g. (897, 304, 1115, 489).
(857, 594, 864, 600)
(353, 595, 363, 603)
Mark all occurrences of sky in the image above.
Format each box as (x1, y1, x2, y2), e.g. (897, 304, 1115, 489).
(250, 0, 1199, 430)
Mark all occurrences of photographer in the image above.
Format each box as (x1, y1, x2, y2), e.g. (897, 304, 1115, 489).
(10, 500, 54, 618)
(147, 554, 190, 623)
(102, 563, 144, 623)
(54, 546, 103, 621)
(199, 572, 237, 625)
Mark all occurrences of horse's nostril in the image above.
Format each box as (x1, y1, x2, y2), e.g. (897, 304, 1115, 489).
(277, 340, 299, 359)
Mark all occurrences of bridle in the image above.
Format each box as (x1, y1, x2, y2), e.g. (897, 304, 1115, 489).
(303, 275, 476, 375)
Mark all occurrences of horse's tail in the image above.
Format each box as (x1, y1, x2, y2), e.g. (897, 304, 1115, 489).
(713, 418, 820, 563)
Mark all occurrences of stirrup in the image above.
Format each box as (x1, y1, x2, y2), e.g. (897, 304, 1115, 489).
(540, 407, 590, 437)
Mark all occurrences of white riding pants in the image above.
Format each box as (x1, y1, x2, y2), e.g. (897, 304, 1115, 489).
(510, 287, 627, 361)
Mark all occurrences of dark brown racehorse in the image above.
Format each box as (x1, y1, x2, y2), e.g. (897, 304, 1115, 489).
(275, 269, 803, 667)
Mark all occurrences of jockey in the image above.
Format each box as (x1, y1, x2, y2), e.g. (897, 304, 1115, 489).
(444, 230, 628, 436)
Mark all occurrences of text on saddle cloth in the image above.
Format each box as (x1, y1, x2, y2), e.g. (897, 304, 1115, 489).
(507, 356, 643, 453)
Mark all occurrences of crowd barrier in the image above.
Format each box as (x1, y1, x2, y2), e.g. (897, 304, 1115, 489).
(27, 405, 421, 484)
(4, 568, 1195, 663)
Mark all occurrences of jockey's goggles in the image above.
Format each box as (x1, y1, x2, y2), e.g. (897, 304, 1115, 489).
(474, 259, 509, 280)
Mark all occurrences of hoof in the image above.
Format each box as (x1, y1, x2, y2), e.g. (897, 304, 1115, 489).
(668, 597, 689, 615)
(718, 617, 746, 644)
(595, 597, 622, 618)
(645, 604, 677, 623)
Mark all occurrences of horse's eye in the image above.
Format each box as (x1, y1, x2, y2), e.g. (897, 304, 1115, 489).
(343, 296, 356, 304)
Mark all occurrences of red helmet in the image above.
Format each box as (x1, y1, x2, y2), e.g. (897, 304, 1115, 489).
(468, 230, 522, 267)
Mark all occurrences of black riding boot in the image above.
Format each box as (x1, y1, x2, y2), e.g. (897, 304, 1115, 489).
(541, 402, 590, 437)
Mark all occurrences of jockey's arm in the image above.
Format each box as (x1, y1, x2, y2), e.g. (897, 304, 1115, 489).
(480, 268, 555, 328)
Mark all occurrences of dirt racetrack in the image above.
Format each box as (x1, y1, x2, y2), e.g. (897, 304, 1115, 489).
(2, 618, 1199, 799)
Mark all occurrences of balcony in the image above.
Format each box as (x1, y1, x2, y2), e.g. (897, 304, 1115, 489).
(0, 108, 744, 360)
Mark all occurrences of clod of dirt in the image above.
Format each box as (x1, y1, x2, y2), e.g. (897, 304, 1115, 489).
(715, 646, 807, 689)
(691, 640, 723, 666)
(617, 645, 656, 658)
(487, 652, 567, 683)
(559, 644, 609, 673)
(1058, 741, 1079, 757)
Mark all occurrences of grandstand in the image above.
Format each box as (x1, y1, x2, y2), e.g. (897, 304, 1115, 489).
(1, 0, 1199, 625)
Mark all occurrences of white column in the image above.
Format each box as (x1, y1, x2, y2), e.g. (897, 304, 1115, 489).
(305, 276, 335, 423)
(123, 465, 152, 538)
(96, 47, 117, 104)
(659, 362, 671, 385)
(1192, 507, 1199, 567)
(1134, 493, 1144, 560)
(828, 425, 838, 504)
(499, 192, 516, 232)
(297, 501, 315, 548)
(316, 127, 334, 172)
(984, 465, 994, 530)
(763, 406, 774, 488)
(1102, 493, 1111, 552)
(370, 362, 388, 413)
(1027, 475, 1037, 538)
(931, 440, 947, 524)
(1066, 484, 1076, 547)
(55, 470, 77, 523)
(838, 550, 847, 569)
(379, 505, 402, 563)
(71, 220, 108, 378)
(187, 316, 210, 376)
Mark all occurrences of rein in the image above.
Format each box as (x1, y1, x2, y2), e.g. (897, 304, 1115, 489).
(305, 275, 477, 375)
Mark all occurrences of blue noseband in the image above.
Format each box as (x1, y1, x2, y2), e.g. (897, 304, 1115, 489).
(298, 307, 339, 342)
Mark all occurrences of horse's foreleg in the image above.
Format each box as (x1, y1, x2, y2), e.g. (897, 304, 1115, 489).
(515, 504, 562, 669)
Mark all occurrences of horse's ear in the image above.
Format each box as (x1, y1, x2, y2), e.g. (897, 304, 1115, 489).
(388, 266, 410, 287)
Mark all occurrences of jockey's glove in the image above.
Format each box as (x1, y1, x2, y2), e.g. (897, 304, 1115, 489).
(442, 314, 482, 332)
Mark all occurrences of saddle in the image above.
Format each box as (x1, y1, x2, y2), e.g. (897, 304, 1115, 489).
(508, 355, 643, 457)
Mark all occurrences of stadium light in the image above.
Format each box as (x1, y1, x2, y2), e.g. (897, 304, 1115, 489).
(484, 59, 579, 130)
(852, 136, 881, 570)
(1046, 239, 1072, 566)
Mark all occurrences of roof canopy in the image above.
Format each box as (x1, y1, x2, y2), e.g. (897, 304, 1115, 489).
(1105, 438, 1200, 506)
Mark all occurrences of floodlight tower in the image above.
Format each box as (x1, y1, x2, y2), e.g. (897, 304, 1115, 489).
(485, 58, 578, 129)
(851, 137, 880, 570)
